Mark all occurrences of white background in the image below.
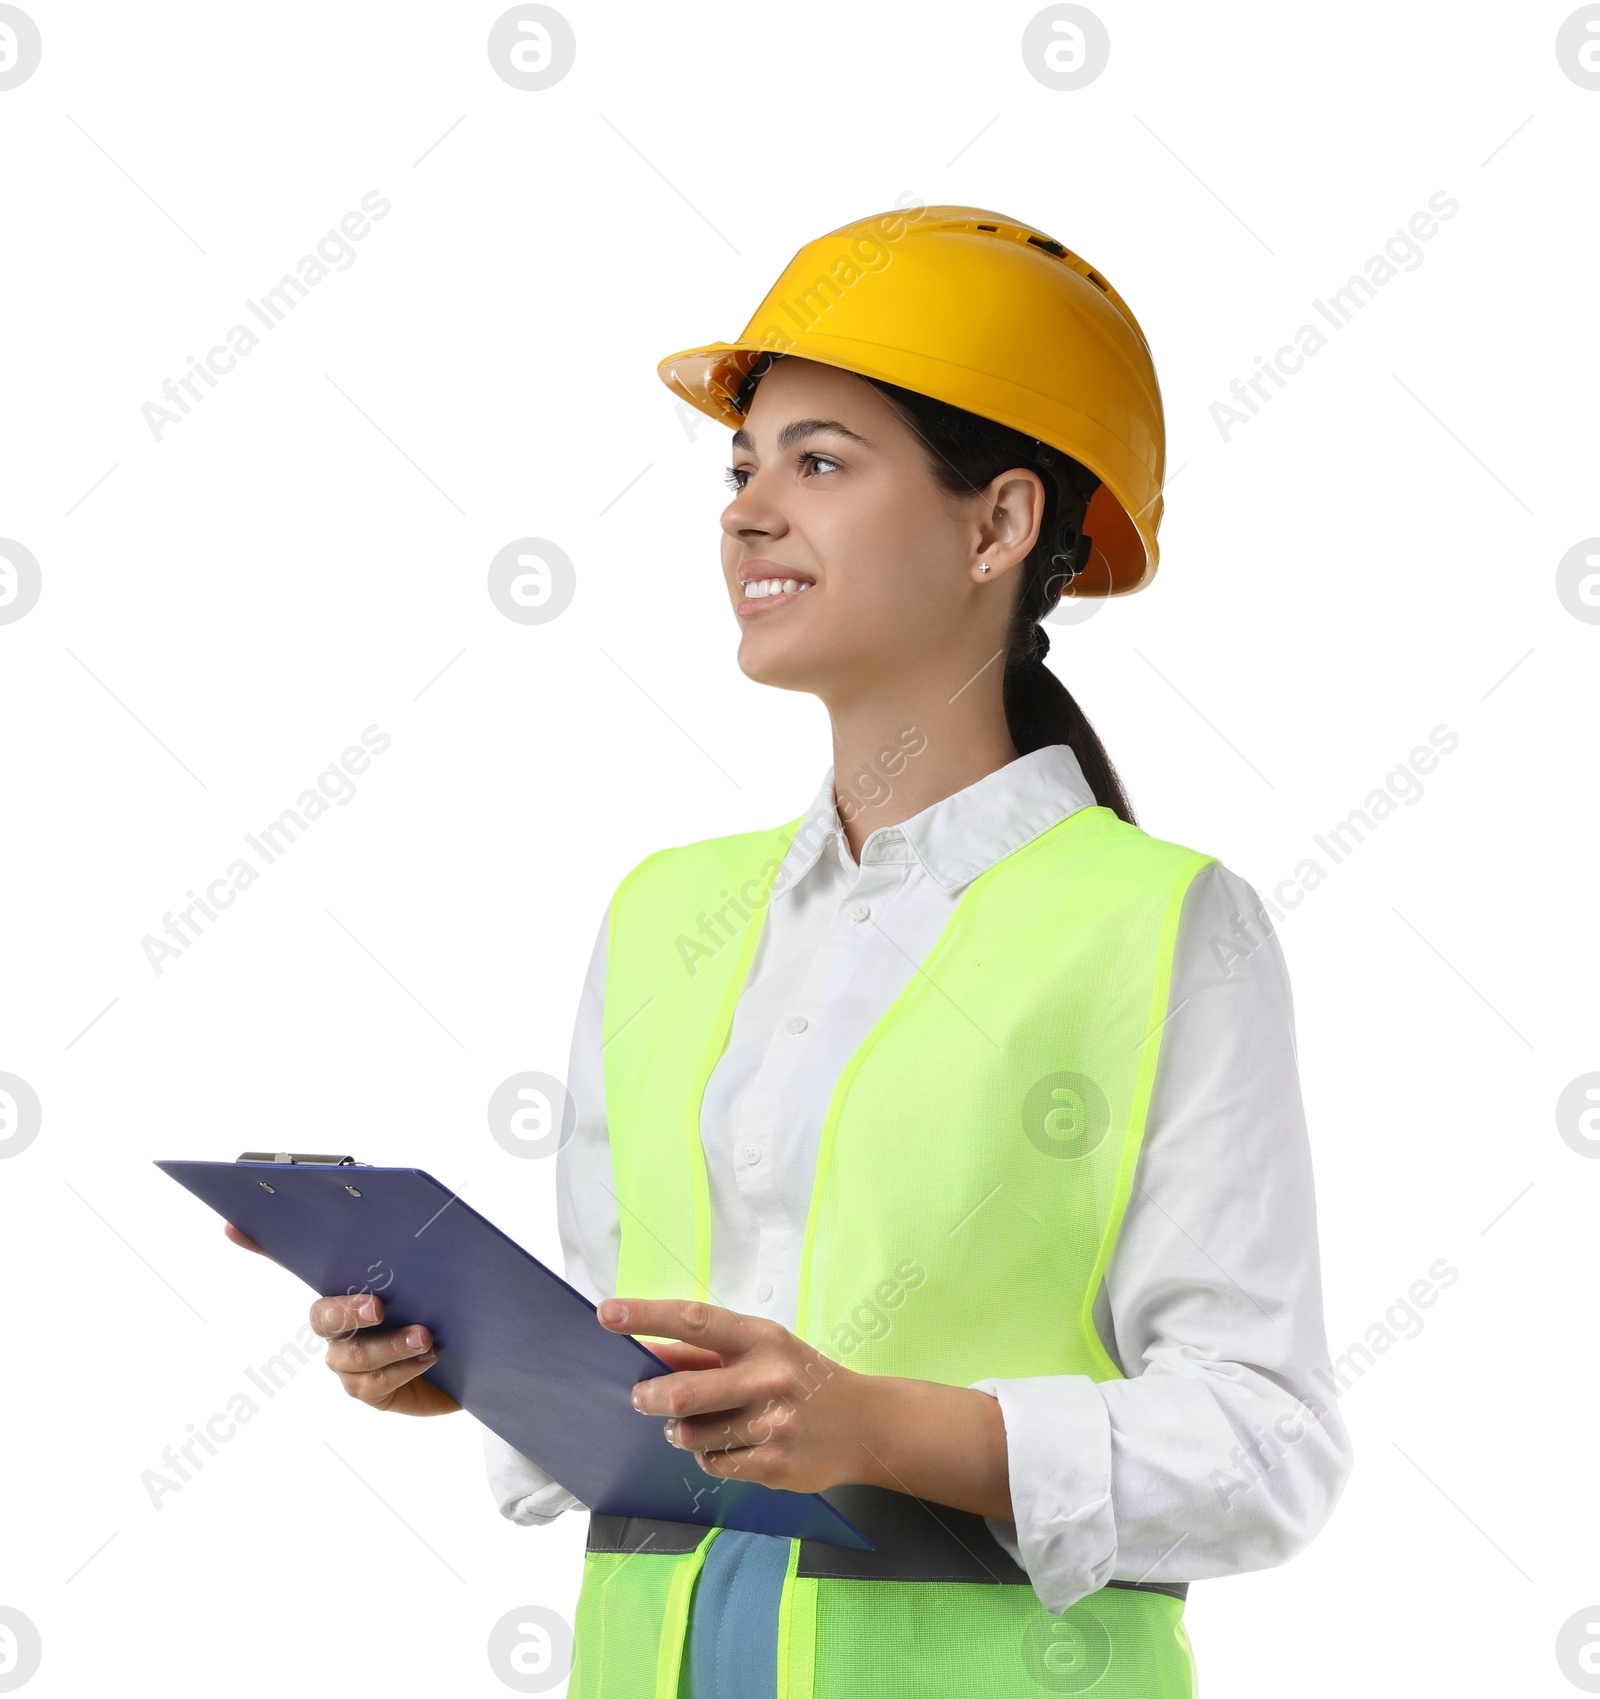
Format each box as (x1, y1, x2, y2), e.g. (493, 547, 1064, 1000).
(1, 2, 1596, 1694)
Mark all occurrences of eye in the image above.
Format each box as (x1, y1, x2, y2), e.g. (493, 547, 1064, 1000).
(722, 451, 842, 493)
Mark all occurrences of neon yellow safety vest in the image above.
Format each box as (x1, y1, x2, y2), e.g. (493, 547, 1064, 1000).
(570, 801, 1219, 1699)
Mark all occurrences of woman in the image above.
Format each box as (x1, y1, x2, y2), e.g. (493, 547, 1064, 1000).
(275, 205, 1354, 1696)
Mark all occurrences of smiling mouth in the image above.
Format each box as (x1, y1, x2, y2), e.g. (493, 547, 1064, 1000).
(741, 575, 815, 600)
(735, 562, 816, 622)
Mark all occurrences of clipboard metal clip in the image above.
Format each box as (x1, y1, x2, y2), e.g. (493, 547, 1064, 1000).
(236, 1151, 365, 1166)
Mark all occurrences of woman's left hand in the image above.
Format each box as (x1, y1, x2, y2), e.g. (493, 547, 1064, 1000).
(597, 1297, 877, 1494)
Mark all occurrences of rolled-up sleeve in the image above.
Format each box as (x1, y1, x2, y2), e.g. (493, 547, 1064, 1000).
(482, 903, 619, 1525)
(968, 862, 1354, 1613)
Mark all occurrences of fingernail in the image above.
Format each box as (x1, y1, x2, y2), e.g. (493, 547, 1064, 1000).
(630, 1387, 642, 1410)
(360, 1296, 377, 1321)
(406, 1327, 426, 1350)
(600, 1300, 627, 1324)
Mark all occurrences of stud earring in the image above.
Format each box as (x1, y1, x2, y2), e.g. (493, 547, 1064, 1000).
(978, 559, 992, 574)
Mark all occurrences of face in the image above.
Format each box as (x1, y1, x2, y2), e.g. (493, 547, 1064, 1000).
(718, 356, 1042, 701)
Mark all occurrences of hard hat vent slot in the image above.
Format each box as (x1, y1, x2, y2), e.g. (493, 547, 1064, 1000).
(1085, 271, 1110, 292)
(1027, 236, 1067, 258)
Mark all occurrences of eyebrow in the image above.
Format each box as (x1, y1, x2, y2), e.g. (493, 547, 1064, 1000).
(729, 417, 876, 455)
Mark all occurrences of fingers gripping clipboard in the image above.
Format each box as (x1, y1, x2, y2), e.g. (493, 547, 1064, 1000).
(156, 1155, 874, 1551)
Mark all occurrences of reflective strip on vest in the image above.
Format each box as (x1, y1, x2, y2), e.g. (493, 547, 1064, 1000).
(586, 1499, 1188, 1599)
(570, 802, 1215, 1699)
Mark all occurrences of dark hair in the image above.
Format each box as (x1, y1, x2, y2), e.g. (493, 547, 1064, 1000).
(733, 352, 1137, 824)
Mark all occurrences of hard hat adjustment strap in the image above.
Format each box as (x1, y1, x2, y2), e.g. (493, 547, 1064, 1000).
(1036, 444, 1097, 604)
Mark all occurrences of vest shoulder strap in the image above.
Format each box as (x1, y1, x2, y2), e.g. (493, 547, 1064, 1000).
(610, 815, 804, 923)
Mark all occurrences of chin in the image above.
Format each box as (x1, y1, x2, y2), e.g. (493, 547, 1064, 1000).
(736, 633, 826, 693)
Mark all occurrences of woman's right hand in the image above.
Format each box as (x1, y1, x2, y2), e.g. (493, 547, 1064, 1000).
(225, 1221, 462, 1417)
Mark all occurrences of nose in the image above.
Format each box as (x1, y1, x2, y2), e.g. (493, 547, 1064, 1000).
(720, 471, 789, 545)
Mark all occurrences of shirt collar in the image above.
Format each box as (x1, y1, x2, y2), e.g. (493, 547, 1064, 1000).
(769, 742, 1101, 900)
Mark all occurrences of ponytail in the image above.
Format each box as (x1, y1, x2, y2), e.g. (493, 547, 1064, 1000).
(999, 638, 1137, 826)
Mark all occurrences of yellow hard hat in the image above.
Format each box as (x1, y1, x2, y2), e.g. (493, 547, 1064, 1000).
(657, 203, 1165, 596)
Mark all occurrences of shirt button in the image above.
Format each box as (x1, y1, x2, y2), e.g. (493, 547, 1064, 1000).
(785, 1014, 809, 1035)
(756, 1281, 773, 1302)
(743, 1143, 762, 1165)
(846, 901, 870, 923)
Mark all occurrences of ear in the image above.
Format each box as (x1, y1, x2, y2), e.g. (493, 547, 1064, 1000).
(981, 468, 1048, 564)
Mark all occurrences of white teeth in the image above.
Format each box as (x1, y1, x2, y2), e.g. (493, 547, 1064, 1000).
(744, 578, 812, 598)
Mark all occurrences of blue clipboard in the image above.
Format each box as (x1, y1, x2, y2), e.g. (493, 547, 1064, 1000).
(156, 1156, 873, 1551)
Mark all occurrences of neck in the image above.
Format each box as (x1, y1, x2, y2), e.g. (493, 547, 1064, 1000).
(825, 676, 1018, 865)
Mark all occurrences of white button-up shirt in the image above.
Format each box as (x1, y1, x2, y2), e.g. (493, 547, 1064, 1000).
(485, 742, 1354, 1613)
